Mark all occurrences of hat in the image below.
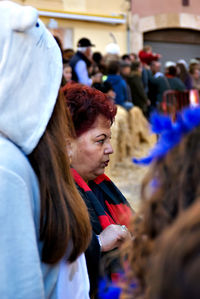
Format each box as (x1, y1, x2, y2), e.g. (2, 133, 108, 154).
(190, 58, 200, 65)
(165, 61, 176, 68)
(105, 43, 120, 55)
(0, 1, 62, 154)
(177, 59, 188, 69)
(77, 37, 95, 47)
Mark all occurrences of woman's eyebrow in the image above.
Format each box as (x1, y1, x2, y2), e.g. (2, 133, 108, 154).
(96, 134, 107, 138)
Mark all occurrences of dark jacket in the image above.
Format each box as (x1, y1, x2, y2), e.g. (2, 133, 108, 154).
(105, 74, 128, 106)
(127, 72, 148, 113)
(69, 51, 91, 82)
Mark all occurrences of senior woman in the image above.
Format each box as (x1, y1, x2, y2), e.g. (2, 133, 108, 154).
(62, 83, 132, 297)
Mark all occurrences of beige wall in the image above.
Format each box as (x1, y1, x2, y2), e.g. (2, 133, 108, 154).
(13, 0, 128, 55)
(42, 17, 127, 54)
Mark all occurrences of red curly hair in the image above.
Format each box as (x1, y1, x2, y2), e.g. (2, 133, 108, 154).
(62, 83, 117, 137)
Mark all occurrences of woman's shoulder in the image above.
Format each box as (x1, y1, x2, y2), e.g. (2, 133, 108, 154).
(0, 135, 39, 192)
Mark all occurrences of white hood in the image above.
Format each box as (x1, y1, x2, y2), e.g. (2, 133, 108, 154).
(0, 1, 62, 154)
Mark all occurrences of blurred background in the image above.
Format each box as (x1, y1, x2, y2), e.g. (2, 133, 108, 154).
(14, 0, 200, 68)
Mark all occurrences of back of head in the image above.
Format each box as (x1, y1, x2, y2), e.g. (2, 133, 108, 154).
(107, 60, 120, 75)
(168, 65, 177, 76)
(122, 111, 200, 297)
(0, 0, 62, 154)
(63, 83, 117, 137)
(131, 61, 140, 72)
(146, 201, 200, 299)
(92, 51, 103, 64)
(143, 45, 152, 52)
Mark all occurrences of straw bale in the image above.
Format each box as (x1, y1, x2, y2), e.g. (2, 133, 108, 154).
(128, 107, 153, 151)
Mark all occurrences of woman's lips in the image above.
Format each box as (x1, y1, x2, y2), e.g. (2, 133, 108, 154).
(103, 160, 109, 167)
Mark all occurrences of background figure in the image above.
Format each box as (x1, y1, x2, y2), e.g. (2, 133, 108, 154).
(105, 60, 133, 111)
(120, 61, 132, 103)
(126, 61, 149, 117)
(148, 61, 169, 108)
(62, 48, 75, 63)
(92, 80, 116, 102)
(176, 60, 193, 90)
(92, 51, 106, 74)
(69, 37, 100, 86)
(189, 65, 200, 92)
(61, 63, 72, 87)
(146, 201, 200, 299)
(63, 83, 132, 298)
(121, 108, 200, 299)
(165, 65, 186, 90)
(139, 45, 161, 66)
(0, 1, 91, 298)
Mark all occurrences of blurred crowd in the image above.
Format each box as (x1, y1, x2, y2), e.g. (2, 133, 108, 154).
(57, 36, 200, 118)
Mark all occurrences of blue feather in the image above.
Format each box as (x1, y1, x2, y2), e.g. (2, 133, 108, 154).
(98, 279, 121, 299)
(133, 106, 200, 165)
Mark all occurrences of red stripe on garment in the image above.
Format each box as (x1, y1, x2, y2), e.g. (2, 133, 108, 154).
(98, 214, 115, 230)
(105, 202, 132, 227)
(71, 168, 91, 192)
(94, 174, 111, 185)
(111, 273, 121, 283)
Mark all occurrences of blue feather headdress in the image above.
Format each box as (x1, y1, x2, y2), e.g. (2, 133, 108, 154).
(133, 106, 200, 165)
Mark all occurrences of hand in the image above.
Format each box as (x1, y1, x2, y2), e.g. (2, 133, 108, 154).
(99, 224, 129, 252)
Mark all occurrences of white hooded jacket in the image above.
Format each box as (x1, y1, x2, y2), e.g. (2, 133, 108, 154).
(0, 1, 89, 298)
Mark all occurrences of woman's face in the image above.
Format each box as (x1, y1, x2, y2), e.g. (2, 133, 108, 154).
(63, 66, 72, 82)
(69, 114, 113, 182)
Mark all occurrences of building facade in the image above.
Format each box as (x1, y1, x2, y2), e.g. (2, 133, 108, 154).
(13, 0, 200, 63)
(131, 0, 200, 65)
(14, 0, 129, 55)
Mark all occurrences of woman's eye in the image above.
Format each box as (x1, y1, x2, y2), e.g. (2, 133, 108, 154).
(36, 22, 40, 27)
(97, 139, 105, 144)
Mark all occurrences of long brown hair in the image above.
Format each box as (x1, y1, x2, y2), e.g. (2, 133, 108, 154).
(121, 125, 200, 298)
(146, 201, 200, 299)
(28, 90, 91, 264)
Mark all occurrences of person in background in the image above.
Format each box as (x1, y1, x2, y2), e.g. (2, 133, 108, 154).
(139, 46, 161, 96)
(93, 80, 116, 102)
(61, 63, 72, 87)
(0, 1, 91, 298)
(176, 60, 193, 90)
(148, 61, 169, 108)
(146, 201, 200, 299)
(92, 51, 106, 74)
(121, 54, 132, 64)
(120, 61, 132, 103)
(69, 37, 101, 86)
(129, 53, 138, 63)
(63, 83, 132, 298)
(62, 48, 75, 63)
(150, 61, 163, 78)
(165, 65, 186, 91)
(105, 60, 133, 111)
(189, 65, 200, 92)
(126, 61, 149, 117)
(121, 107, 200, 298)
(138, 45, 161, 66)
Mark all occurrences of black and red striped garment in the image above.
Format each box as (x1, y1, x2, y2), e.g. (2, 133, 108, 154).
(71, 168, 133, 297)
(71, 168, 132, 234)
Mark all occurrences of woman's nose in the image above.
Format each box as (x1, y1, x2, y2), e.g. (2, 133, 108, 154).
(104, 142, 113, 155)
